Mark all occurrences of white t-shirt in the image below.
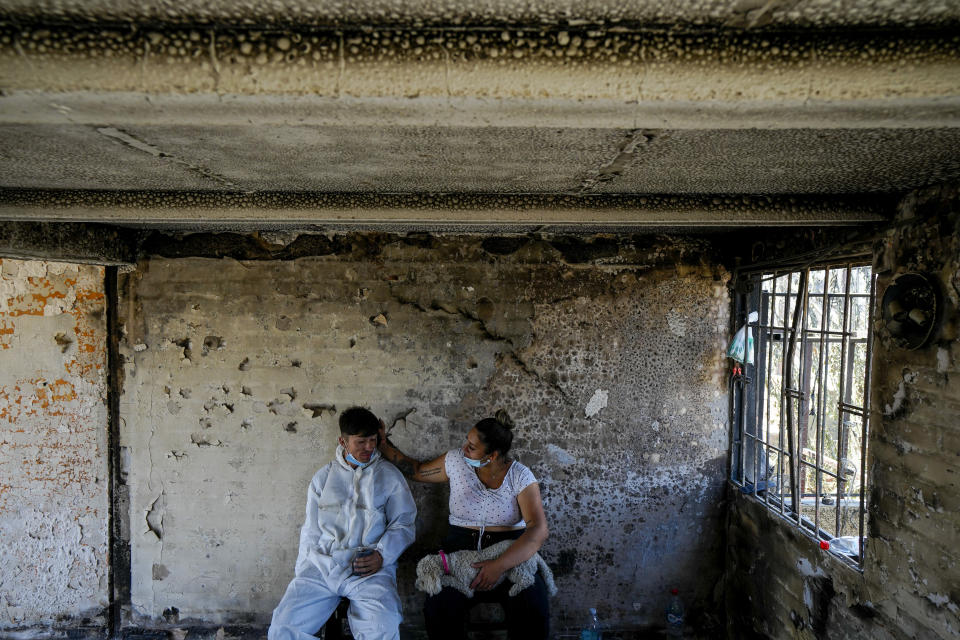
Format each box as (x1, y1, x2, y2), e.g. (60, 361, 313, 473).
(445, 448, 537, 529)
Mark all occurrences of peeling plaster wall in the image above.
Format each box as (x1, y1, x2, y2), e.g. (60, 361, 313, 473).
(724, 184, 960, 639)
(0, 259, 109, 631)
(118, 234, 730, 632)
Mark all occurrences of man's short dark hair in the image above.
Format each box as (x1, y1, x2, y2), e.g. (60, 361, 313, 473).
(339, 407, 379, 437)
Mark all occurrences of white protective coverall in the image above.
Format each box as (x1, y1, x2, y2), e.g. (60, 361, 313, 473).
(268, 446, 417, 640)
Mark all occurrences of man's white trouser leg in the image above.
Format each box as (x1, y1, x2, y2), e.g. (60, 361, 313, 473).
(268, 564, 402, 640)
(342, 571, 403, 640)
(267, 567, 341, 640)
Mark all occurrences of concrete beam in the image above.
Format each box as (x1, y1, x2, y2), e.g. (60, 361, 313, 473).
(1, 26, 957, 103)
(0, 24, 956, 225)
(0, 192, 889, 232)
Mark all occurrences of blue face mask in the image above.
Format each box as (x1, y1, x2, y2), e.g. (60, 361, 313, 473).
(345, 452, 370, 468)
(342, 445, 378, 469)
(462, 450, 491, 468)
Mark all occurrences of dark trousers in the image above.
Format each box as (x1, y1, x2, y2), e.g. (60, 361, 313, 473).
(423, 526, 550, 640)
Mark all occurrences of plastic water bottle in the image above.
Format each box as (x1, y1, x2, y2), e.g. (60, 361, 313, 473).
(580, 607, 602, 640)
(666, 588, 684, 637)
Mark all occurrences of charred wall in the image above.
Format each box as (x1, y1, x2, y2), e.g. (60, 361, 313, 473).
(724, 185, 960, 640)
(115, 232, 730, 634)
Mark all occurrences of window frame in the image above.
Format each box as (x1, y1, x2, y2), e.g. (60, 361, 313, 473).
(730, 263, 876, 570)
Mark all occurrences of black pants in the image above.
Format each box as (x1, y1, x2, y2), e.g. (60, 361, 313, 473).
(423, 526, 550, 640)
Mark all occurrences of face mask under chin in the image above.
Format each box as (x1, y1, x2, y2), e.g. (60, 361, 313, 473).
(341, 441, 377, 469)
(462, 450, 491, 468)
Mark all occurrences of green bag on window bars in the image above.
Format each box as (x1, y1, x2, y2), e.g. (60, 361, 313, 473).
(727, 311, 758, 365)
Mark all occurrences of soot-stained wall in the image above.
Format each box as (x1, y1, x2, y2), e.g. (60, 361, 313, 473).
(0, 259, 109, 631)
(724, 185, 960, 639)
(117, 233, 730, 632)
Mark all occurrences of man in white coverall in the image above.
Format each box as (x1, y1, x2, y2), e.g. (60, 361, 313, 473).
(268, 407, 417, 639)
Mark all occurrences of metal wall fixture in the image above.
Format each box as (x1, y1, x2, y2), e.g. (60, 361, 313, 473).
(880, 272, 941, 350)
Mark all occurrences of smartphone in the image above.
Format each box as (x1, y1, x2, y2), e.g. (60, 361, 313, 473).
(352, 547, 375, 576)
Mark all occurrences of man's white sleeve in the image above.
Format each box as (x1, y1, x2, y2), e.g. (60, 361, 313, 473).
(375, 474, 417, 567)
(295, 468, 327, 573)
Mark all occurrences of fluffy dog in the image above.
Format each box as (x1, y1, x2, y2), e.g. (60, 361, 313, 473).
(415, 539, 558, 598)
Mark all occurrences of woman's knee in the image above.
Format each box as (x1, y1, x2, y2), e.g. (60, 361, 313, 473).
(503, 576, 550, 633)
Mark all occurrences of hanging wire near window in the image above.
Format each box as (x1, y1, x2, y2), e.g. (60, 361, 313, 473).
(784, 270, 808, 517)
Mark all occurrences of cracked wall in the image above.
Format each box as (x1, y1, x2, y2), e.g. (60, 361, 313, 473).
(724, 184, 960, 639)
(118, 233, 730, 632)
(0, 258, 109, 632)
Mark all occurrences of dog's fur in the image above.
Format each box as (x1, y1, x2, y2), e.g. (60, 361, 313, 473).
(415, 539, 558, 598)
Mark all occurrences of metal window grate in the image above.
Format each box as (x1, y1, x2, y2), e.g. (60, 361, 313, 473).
(730, 264, 874, 568)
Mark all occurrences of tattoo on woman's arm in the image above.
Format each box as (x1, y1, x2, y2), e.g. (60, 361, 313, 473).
(419, 468, 441, 477)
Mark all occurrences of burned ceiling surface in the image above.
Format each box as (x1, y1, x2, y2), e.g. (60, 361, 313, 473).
(2, 0, 959, 29)
(0, 1, 958, 232)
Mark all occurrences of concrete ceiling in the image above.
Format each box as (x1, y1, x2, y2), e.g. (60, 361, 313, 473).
(0, 6, 959, 234)
(2, 96, 959, 196)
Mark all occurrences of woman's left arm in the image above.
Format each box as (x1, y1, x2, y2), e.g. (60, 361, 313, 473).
(470, 482, 549, 590)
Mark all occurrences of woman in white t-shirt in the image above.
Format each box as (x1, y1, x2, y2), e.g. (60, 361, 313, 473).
(378, 409, 550, 640)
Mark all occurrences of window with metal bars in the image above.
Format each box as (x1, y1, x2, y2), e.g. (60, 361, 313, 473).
(730, 264, 875, 568)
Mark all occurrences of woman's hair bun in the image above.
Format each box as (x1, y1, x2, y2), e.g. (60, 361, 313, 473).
(475, 410, 515, 455)
(494, 409, 514, 430)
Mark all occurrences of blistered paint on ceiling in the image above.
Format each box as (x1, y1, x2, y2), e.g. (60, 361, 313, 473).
(2, 0, 958, 28)
(0, 4, 958, 231)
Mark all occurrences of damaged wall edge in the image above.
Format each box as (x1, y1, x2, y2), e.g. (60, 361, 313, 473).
(730, 224, 881, 280)
(106, 266, 132, 636)
(0, 221, 139, 268)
